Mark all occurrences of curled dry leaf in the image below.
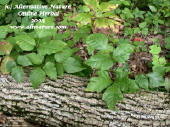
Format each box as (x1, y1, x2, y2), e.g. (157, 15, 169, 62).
(93, 18, 110, 36)
(83, 0, 99, 11)
(93, 18, 123, 36)
(0, 41, 13, 55)
(99, 2, 118, 12)
(0, 56, 14, 74)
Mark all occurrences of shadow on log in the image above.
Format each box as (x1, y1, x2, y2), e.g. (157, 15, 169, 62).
(0, 74, 169, 127)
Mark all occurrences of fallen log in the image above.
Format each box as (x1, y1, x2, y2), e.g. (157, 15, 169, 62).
(0, 112, 39, 127)
(0, 73, 169, 127)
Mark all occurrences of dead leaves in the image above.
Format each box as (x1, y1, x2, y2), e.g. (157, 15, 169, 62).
(0, 56, 14, 74)
(93, 18, 123, 36)
(0, 41, 13, 55)
(129, 52, 152, 77)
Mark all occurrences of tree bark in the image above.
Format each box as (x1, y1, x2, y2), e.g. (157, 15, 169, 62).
(0, 74, 169, 127)
(0, 112, 39, 127)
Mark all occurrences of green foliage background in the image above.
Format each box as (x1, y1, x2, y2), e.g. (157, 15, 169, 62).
(0, 0, 169, 110)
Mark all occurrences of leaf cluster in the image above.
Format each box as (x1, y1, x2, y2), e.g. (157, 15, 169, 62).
(0, 17, 86, 89)
(70, 0, 122, 35)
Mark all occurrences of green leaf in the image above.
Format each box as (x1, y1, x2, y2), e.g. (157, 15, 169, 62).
(147, 72, 164, 88)
(141, 28, 148, 35)
(87, 46, 95, 55)
(29, 68, 46, 89)
(115, 78, 139, 93)
(113, 43, 134, 63)
(99, 2, 118, 12)
(15, 35, 36, 51)
(139, 22, 147, 28)
(56, 30, 71, 39)
(0, 51, 4, 55)
(0, 56, 14, 74)
(63, 57, 85, 73)
(122, 8, 134, 19)
(54, 47, 73, 63)
(38, 40, 67, 55)
(133, 41, 146, 52)
(86, 71, 112, 93)
(71, 13, 92, 26)
(152, 66, 166, 76)
(133, 27, 140, 34)
(26, 53, 44, 65)
(43, 62, 57, 80)
(56, 63, 64, 77)
(6, 61, 16, 72)
(135, 74, 148, 90)
(102, 85, 123, 109)
(115, 67, 129, 78)
(118, 38, 130, 44)
(159, 57, 166, 65)
(149, 5, 157, 12)
(94, 18, 109, 30)
(165, 66, 170, 73)
(149, 45, 161, 55)
(82, 5, 90, 12)
(121, 1, 130, 6)
(72, 26, 91, 43)
(165, 78, 170, 92)
(83, 0, 99, 11)
(85, 52, 113, 70)
(133, 8, 144, 19)
(85, 33, 109, 52)
(0, 0, 10, 5)
(124, 27, 133, 36)
(45, 55, 55, 63)
(114, 68, 139, 93)
(17, 56, 32, 67)
(152, 55, 159, 67)
(11, 66, 24, 83)
(0, 41, 13, 55)
(35, 17, 57, 38)
(165, 37, 170, 50)
(127, 79, 140, 93)
(0, 25, 12, 39)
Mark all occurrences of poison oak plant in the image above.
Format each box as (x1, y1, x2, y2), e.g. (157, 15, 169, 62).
(84, 33, 138, 109)
(83, 33, 170, 109)
(148, 44, 170, 90)
(70, 0, 123, 36)
(0, 17, 86, 89)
